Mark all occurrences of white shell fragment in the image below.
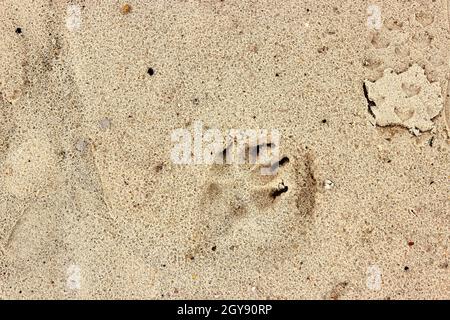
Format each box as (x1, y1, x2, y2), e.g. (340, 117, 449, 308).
(324, 179, 334, 190)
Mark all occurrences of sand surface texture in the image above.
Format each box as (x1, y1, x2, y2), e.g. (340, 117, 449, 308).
(0, 0, 449, 299)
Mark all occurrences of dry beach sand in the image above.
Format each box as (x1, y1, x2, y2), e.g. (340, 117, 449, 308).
(0, 0, 449, 299)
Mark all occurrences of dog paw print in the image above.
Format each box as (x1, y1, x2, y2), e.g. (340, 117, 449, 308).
(364, 1, 446, 86)
(364, 16, 410, 80)
(415, 11, 434, 27)
(187, 139, 318, 258)
(384, 17, 403, 31)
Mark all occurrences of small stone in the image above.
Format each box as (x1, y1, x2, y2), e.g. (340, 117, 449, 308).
(75, 139, 88, 152)
(409, 127, 420, 136)
(99, 118, 111, 130)
(324, 179, 334, 190)
(121, 4, 131, 14)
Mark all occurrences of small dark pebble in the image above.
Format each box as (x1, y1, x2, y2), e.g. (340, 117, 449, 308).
(147, 68, 155, 76)
(15, 27, 22, 34)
